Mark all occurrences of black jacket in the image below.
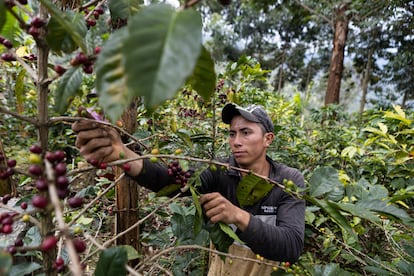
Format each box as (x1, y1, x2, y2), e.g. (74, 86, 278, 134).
(132, 155, 305, 263)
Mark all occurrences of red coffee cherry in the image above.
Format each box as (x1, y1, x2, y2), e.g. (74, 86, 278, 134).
(29, 144, 42, 154)
(29, 164, 43, 176)
(32, 195, 48, 209)
(67, 197, 83, 208)
(41, 236, 58, 251)
(73, 238, 86, 253)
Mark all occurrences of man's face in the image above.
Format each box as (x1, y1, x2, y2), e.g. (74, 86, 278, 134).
(228, 115, 273, 169)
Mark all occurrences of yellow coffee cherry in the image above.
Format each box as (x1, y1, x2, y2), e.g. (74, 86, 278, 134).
(22, 214, 30, 222)
(151, 148, 159, 155)
(29, 153, 42, 164)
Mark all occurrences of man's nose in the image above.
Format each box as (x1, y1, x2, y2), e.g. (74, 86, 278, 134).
(232, 134, 242, 147)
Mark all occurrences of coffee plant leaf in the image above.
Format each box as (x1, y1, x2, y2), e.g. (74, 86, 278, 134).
(237, 173, 273, 207)
(313, 263, 353, 276)
(118, 245, 142, 260)
(357, 199, 412, 222)
(0, 0, 6, 37)
(332, 202, 381, 223)
(94, 247, 127, 276)
(108, 0, 142, 21)
(15, 69, 25, 111)
(186, 45, 216, 101)
(308, 167, 342, 198)
(39, 0, 87, 53)
(305, 196, 357, 241)
(190, 185, 203, 234)
(0, 5, 21, 44)
(208, 222, 234, 260)
(218, 222, 243, 244)
(54, 66, 83, 113)
(123, 4, 203, 109)
(155, 184, 180, 197)
(0, 251, 12, 276)
(46, 11, 87, 54)
(9, 262, 42, 276)
(96, 29, 132, 123)
(171, 212, 196, 245)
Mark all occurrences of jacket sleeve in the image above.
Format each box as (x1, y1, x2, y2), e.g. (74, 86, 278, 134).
(129, 159, 176, 192)
(237, 169, 306, 263)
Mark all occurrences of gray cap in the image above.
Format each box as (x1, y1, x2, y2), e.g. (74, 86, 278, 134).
(222, 103, 274, 133)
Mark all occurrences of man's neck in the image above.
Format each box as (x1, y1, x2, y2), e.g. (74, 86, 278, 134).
(241, 158, 270, 178)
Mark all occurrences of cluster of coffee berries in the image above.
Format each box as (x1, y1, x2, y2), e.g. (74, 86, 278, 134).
(28, 145, 83, 209)
(27, 16, 47, 38)
(81, 5, 104, 27)
(70, 51, 97, 74)
(0, 211, 17, 234)
(167, 160, 192, 187)
(0, 153, 16, 180)
(5, 237, 25, 255)
(178, 107, 200, 118)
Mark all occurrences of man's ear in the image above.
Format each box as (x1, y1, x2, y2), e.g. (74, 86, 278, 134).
(264, 132, 274, 147)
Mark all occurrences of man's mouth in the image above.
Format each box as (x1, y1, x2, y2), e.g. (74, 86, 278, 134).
(233, 151, 246, 157)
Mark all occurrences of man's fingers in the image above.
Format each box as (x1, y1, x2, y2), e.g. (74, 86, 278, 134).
(72, 120, 99, 132)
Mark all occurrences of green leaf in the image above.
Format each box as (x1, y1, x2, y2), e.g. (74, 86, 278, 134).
(330, 202, 381, 223)
(0, 0, 6, 33)
(46, 11, 87, 54)
(0, 251, 12, 276)
(54, 66, 83, 114)
(218, 222, 244, 244)
(309, 167, 343, 198)
(236, 173, 274, 207)
(171, 212, 196, 245)
(208, 223, 234, 260)
(0, 6, 21, 44)
(15, 69, 25, 108)
(108, 0, 142, 20)
(357, 199, 412, 222)
(39, 0, 87, 53)
(94, 247, 128, 276)
(96, 29, 132, 123)
(123, 4, 203, 109)
(384, 106, 412, 125)
(304, 196, 357, 241)
(118, 245, 141, 260)
(190, 185, 203, 234)
(155, 184, 180, 197)
(187, 45, 216, 101)
(9, 262, 42, 276)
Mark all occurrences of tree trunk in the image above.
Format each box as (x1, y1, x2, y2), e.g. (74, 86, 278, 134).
(36, 4, 57, 275)
(401, 90, 408, 109)
(359, 47, 373, 113)
(277, 46, 287, 91)
(115, 98, 140, 264)
(324, 3, 349, 106)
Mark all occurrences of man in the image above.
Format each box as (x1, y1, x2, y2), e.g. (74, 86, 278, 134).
(72, 103, 305, 275)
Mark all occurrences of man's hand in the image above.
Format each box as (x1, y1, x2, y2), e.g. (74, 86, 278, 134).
(72, 120, 123, 163)
(199, 192, 250, 231)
